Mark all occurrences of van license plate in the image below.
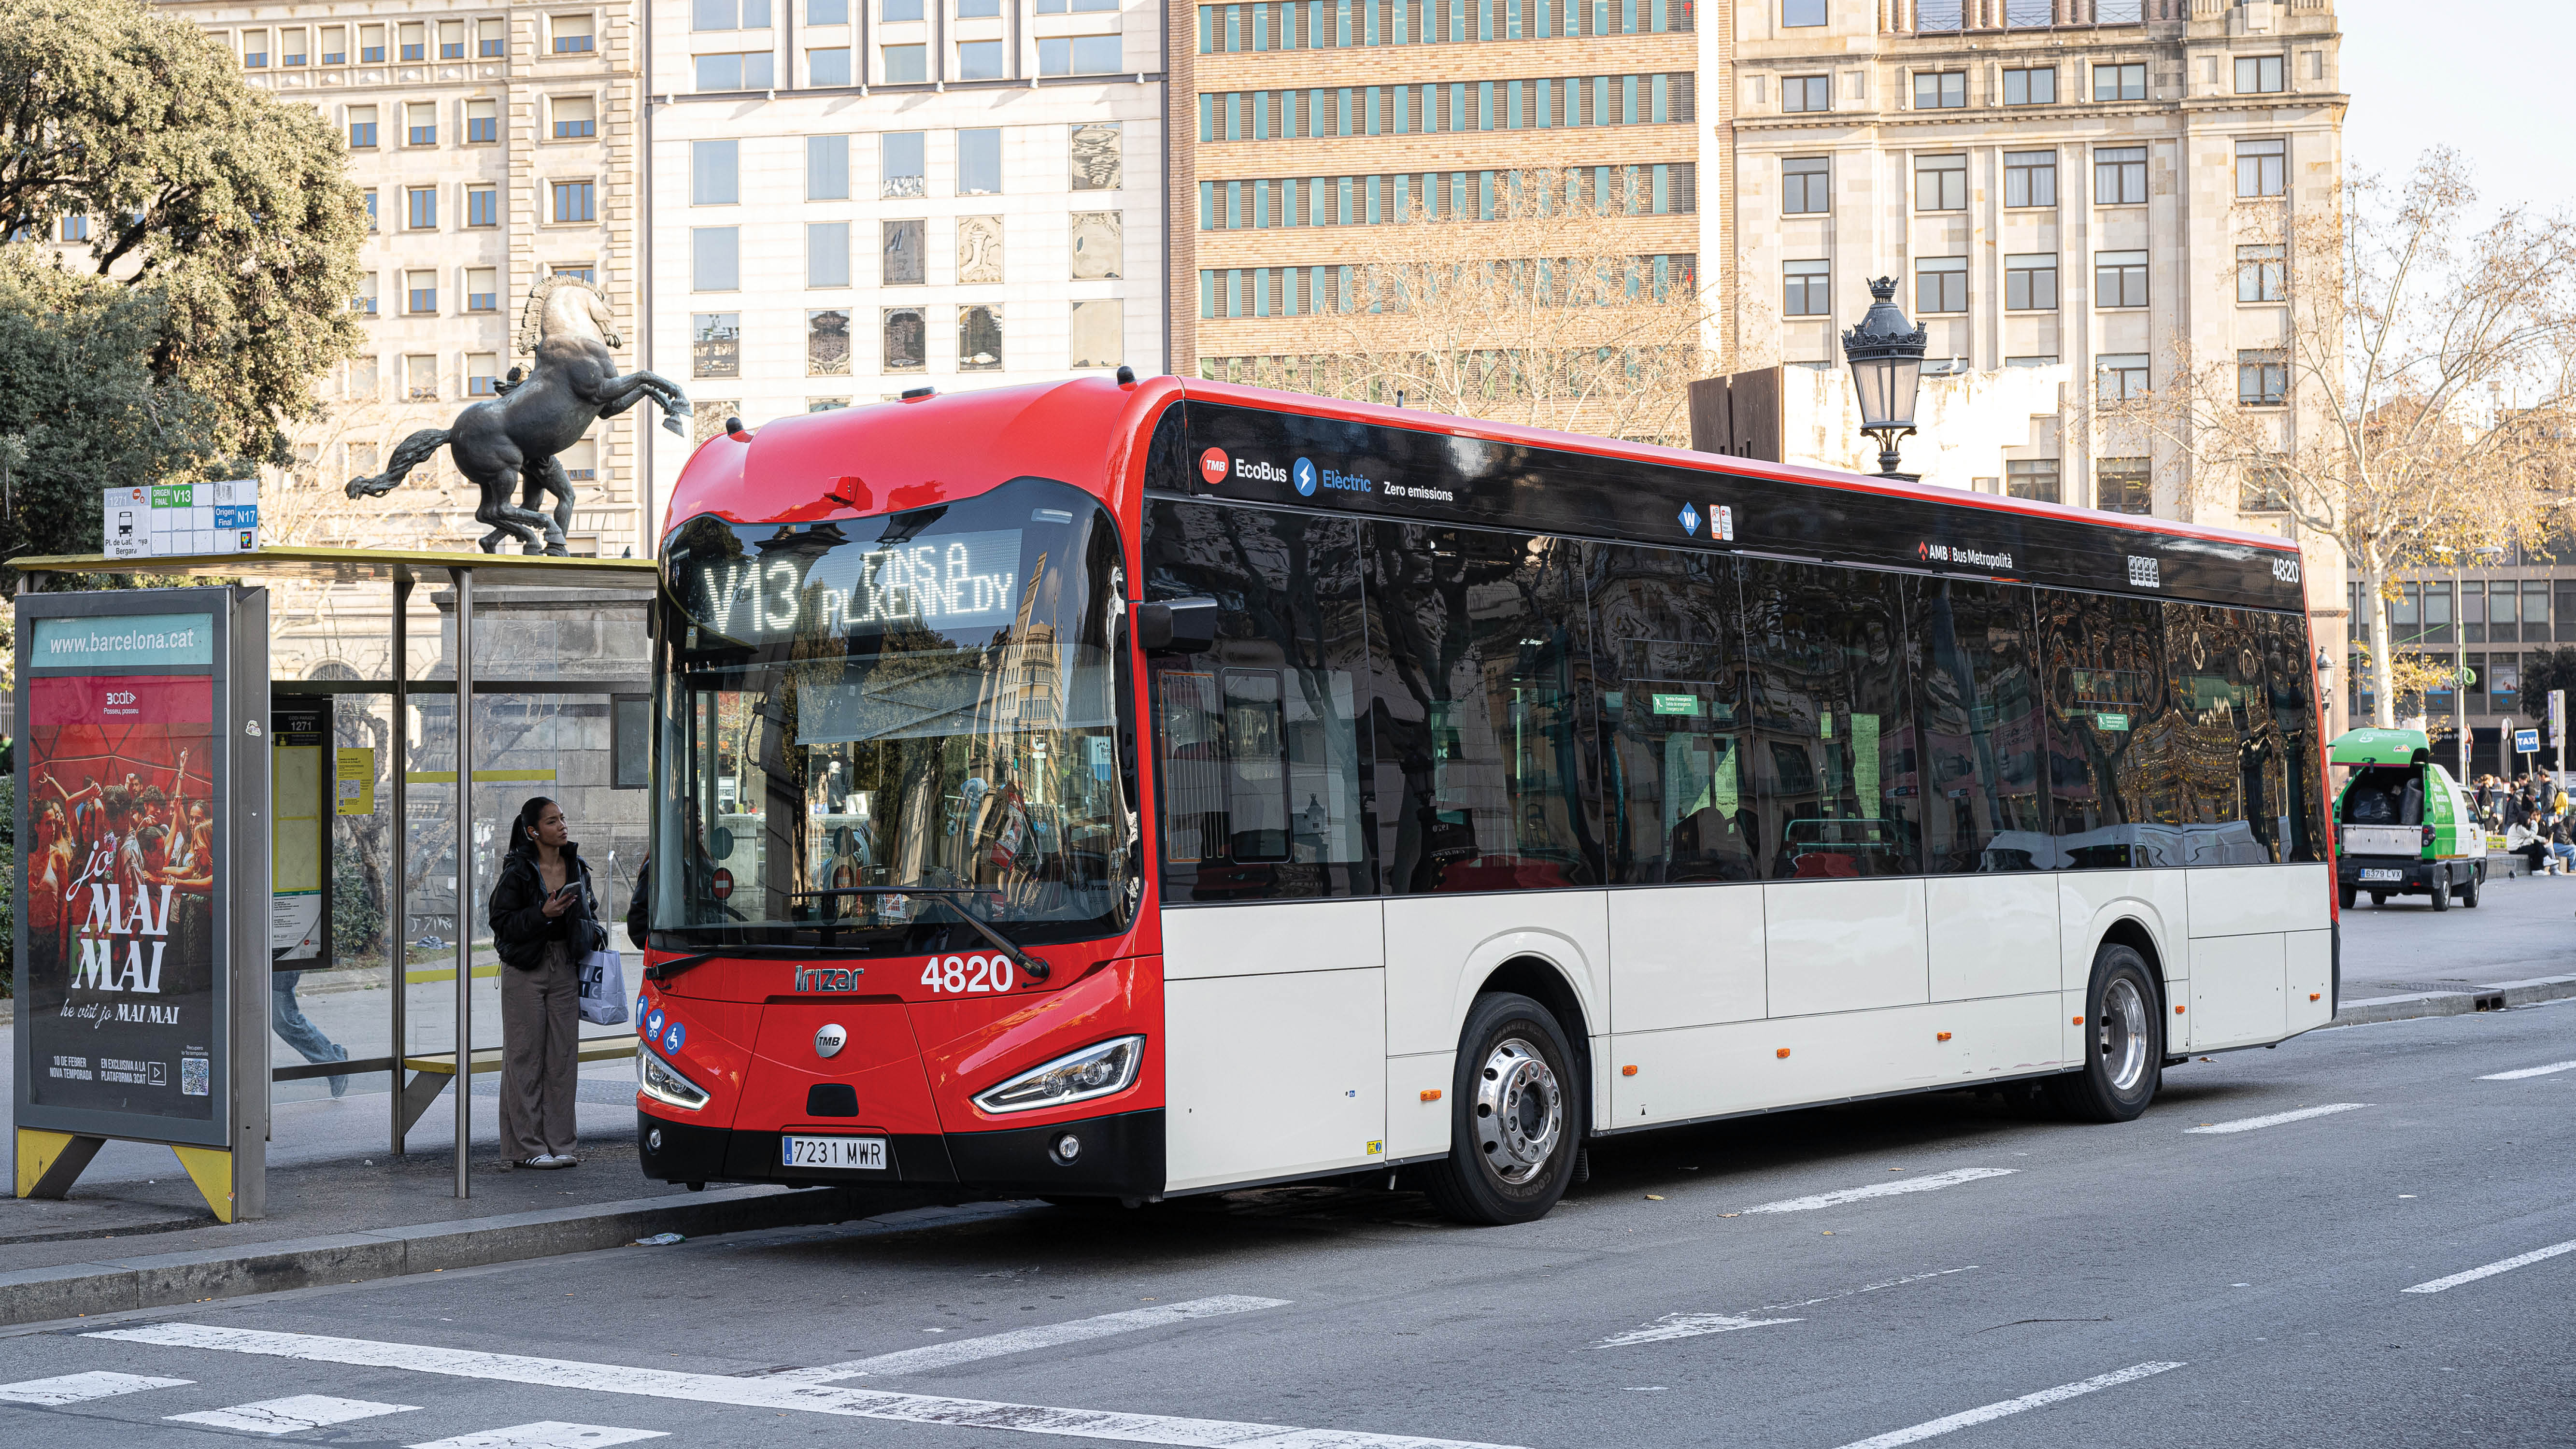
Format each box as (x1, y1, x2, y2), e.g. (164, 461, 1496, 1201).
(2359, 868, 2404, 883)
(783, 1135, 886, 1170)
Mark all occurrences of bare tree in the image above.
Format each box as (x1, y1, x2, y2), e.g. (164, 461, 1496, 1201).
(2117, 149, 2576, 728)
(1275, 169, 1725, 446)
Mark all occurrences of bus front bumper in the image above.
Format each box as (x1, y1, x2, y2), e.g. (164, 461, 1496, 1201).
(636, 1106, 1165, 1200)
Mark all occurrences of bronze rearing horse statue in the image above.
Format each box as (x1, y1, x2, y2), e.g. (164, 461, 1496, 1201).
(345, 276, 691, 554)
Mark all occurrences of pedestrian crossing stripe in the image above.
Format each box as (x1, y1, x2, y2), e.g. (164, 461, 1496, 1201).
(0, 1371, 191, 1406)
(165, 1393, 421, 1434)
(408, 1423, 669, 1449)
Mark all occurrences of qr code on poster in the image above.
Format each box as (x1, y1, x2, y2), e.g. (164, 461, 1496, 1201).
(180, 1056, 210, 1096)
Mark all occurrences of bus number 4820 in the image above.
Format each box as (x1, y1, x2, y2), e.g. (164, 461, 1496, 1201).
(921, 954, 1015, 994)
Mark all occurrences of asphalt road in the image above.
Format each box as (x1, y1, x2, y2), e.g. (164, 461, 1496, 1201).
(7, 994, 2573, 1449)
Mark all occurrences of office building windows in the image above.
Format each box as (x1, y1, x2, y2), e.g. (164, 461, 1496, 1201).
(956, 40, 1001, 79)
(2095, 250, 2148, 308)
(1915, 256, 1966, 314)
(407, 102, 437, 146)
(1915, 153, 1966, 211)
(882, 219, 925, 284)
(553, 180, 595, 223)
(479, 18, 505, 56)
(2092, 62, 2144, 101)
(2002, 67, 2054, 105)
(812, 46, 853, 84)
(467, 352, 499, 396)
(2096, 353, 2149, 402)
(694, 140, 740, 204)
(348, 106, 377, 148)
(2095, 458, 2151, 514)
(1782, 74, 1830, 112)
(882, 44, 926, 82)
(2238, 348, 2287, 405)
(2006, 459, 2060, 502)
(467, 99, 498, 143)
(406, 186, 437, 229)
(2237, 138, 2286, 198)
(693, 226, 740, 289)
(553, 13, 596, 51)
(2236, 55, 2284, 94)
(809, 222, 851, 286)
(2238, 244, 2287, 302)
(883, 308, 926, 370)
(2004, 149, 2055, 207)
(1913, 71, 1965, 109)
(882, 132, 926, 197)
(406, 270, 438, 314)
(808, 134, 850, 198)
(2005, 254, 2057, 311)
(693, 312, 741, 378)
(959, 305, 1002, 369)
(697, 51, 776, 88)
(467, 268, 498, 312)
(1782, 156, 1829, 214)
(467, 185, 498, 227)
(1784, 259, 1829, 317)
(958, 128, 1002, 195)
(1039, 35, 1121, 74)
(696, 0, 774, 26)
(553, 95, 596, 139)
(2094, 145, 2146, 204)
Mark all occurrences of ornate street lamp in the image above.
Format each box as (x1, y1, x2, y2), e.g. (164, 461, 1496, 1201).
(1841, 276, 1929, 478)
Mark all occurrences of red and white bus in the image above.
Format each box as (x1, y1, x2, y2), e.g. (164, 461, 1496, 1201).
(632, 375, 2335, 1224)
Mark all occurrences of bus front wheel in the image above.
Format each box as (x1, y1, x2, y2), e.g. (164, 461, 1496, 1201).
(1423, 992, 1581, 1226)
(2047, 945, 2162, 1124)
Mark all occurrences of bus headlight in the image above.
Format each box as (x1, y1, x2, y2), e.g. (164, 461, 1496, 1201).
(639, 1049, 711, 1112)
(973, 1036, 1145, 1115)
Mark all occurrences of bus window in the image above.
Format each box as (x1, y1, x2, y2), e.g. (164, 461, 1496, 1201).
(1910, 579, 2047, 872)
(2164, 602, 2278, 864)
(1738, 559, 1923, 879)
(2259, 611, 2327, 861)
(1142, 500, 1372, 901)
(2037, 591, 2168, 867)
(1368, 524, 1599, 894)
(1585, 544, 1755, 883)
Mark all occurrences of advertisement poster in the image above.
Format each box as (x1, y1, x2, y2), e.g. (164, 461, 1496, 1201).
(23, 661, 220, 1122)
(270, 701, 327, 961)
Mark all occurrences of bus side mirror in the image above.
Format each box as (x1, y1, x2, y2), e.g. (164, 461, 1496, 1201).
(1135, 597, 1219, 655)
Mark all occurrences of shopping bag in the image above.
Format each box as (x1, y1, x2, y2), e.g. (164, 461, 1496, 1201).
(577, 948, 629, 1025)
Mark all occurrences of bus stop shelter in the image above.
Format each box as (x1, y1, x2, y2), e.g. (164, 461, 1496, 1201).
(17, 547, 658, 1208)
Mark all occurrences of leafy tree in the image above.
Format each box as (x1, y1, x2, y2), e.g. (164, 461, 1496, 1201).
(0, 0, 365, 470)
(0, 252, 229, 564)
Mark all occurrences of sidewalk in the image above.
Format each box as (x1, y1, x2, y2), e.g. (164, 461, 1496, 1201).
(1, 1012, 964, 1327)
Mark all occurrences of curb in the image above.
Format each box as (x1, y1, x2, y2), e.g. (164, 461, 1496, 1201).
(0, 1181, 962, 1328)
(2332, 972, 2576, 1026)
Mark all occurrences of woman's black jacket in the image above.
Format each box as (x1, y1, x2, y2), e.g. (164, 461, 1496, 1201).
(488, 844, 604, 970)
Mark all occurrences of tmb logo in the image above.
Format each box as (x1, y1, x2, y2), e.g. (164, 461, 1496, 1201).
(1198, 447, 1229, 486)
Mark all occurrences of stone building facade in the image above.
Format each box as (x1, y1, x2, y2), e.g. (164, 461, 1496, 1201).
(157, 0, 649, 563)
(1170, 0, 1718, 379)
(639, 0, 1167, 534)
(1729, 0, 2347, 669)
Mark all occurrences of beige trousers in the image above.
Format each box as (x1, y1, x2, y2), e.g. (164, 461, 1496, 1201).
(500, 940, 580, 1159)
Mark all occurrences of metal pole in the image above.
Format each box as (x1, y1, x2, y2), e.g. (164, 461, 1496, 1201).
(453, 567, 475, 1199)
(390, 573, 411, 1156)
(2455, 563, 2466, 781)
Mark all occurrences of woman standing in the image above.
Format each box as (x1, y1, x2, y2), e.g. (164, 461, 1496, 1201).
(489, 796, 600, 1169)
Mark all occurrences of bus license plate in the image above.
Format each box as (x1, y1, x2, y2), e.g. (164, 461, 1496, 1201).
(783, 1135, 886, 1170)
(2359, 868, 2404, 882)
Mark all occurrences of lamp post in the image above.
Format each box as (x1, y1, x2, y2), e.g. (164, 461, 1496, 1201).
(1841, 277, 1929, 479)
(2455, 544, 2505, 781)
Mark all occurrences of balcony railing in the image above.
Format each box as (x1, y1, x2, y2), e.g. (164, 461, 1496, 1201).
(1907, 0, 2148, 32)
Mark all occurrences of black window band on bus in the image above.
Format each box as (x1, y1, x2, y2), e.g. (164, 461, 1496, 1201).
(1139, 494, 2322, 905)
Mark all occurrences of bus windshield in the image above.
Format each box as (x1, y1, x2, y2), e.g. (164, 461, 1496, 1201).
(650, 476, 1135, 954)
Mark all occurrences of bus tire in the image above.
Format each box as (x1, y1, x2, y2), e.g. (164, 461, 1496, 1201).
(2047, 945, 2162, 1124)
(2430, 872, 2452, 911)
(1423, 992, 1580, 1226)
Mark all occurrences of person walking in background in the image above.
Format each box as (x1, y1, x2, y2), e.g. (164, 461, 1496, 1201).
(2549, 815, 2575, 877)
(489, 796, 600, 1169)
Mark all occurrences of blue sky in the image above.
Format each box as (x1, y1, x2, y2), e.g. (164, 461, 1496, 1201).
(2337, 0, 2571, 217)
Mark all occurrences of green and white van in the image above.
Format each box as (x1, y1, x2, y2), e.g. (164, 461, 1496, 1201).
(2331, 727, 2485, 910)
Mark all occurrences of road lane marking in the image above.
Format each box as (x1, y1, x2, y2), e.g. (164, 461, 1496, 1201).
(90, 1324, 1523, 1449)
(2477, 1060, 2576, 1080)
(1826, 1362, 2186, 1449)
(1739, 1169, 2014, 1214)
(1594, 1314, 1801, 1347)
(2402, 1238, 2576, 1294)
(410, 1423, 669, 1449)
(1594, 1267, 1978, 1349)
(0, 1371, 191, 1406)
(166, 1395, 422, 1435)
(2183, 1103, 2370, 1135)
(766, 1294, 1291, 1383)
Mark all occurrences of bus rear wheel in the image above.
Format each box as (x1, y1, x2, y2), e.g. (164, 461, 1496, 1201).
(2047, 944, 2162, 1124)
(1423, 992, 1580, 1226)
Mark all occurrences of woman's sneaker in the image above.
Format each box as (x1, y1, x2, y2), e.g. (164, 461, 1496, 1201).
(521, 1154, 571, 1170)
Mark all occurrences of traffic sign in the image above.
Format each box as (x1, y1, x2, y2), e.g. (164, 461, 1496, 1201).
(2515, 728, 2540, 754)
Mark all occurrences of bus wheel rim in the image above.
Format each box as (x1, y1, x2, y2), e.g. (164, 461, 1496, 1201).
(2101, 978, 2149, 1094)
(1475, 1037, 1562, 1185)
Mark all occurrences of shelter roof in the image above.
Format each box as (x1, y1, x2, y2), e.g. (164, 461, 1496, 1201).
(14, 547, 659, 593)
